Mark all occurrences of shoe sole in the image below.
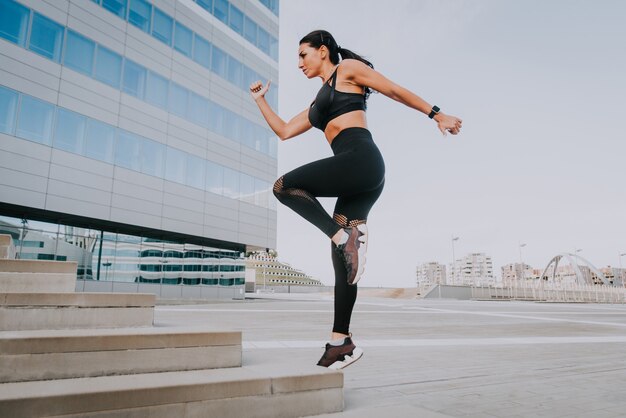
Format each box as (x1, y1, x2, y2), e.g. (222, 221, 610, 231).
(351, 224, 368, 285)
(328, 347, 364, 370)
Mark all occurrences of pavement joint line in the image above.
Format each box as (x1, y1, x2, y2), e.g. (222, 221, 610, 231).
(155, 306, 626, 316)
(242, 335, 626, 349)
(408, 306, 626, 328)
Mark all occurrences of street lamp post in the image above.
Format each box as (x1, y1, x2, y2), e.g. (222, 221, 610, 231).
(102, 259, 112, 281)
(619, 253, 626, 287)
(451, 236, 459, 285)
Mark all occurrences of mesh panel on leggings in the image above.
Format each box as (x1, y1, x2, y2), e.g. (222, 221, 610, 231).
(333, 213, 366, 228)
(333, 213, 348, 227)
(273, 176, 317, 204)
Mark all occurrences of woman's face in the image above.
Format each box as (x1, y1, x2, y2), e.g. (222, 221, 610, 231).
(298, 43, 324, 79)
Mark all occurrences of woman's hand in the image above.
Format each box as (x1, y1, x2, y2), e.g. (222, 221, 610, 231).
(250, 80, 271, 101)
(434, 113, 463, 136)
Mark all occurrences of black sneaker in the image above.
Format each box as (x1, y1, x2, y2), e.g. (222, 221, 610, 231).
(316, 336, 364, 370)
(335, 224, 368, 285)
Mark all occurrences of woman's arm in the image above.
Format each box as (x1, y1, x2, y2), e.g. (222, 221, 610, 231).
(250, 80, 312, 141)
(341, 60, 462, 135)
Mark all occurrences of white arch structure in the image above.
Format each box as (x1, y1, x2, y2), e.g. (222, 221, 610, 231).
(539, 253, 608, 285)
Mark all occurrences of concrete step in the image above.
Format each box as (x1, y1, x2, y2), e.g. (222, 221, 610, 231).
(0, 364, 343, 418)
(0, 259, 76, 293)
(0, 327, 241, 383)
(0, 272, 76, 293)
(0, 259, 77, 274)
(0, 293, 155, 331)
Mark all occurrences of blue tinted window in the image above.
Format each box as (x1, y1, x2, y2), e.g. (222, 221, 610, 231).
(64, 30, 95, 75)
(145, 71, 168, 109)
(129, 0, 151, 33)
(239, 173, 254, 204)
(196, 0, 212, 12)
(243, 16, 256, 45)
(257, 27, 270, 55)
(173, 22, 192, 57)
(229, 5, 243, 34)
(240, 120, 255, 150)
(122, 59, 146, 99)
(243, 67, 257, 89)
(115, 131, 141, 170)
(95, 45, 122, 88)
(255, 178, 269, 208)
(227, 55, 242, 87)
(193, 35, 210, 68)
(213, 0, 228, 24)
(29, 13, 64, 62)
(102, 0, 127, 18)
(207, 100, 223, 135)
(168, 83, 188, 117)
(210, 46, 226, 78)
(54, 108, 86, 154)
(222, 167, 239, 198)
(0, 0, 30, 47)
(165, 146, 185, 183)
(205, 161, 223, 195)
(269, 130, 277, 159)
(16, 96, 55, 145)
(0, 86, 18, 134)
(222, 109, 239, 141)
(186, 154, 205, 190)
(140, 139, 164, 177)
(270, 35, 278, 60)
(152, 8, 172, 46)
(84, 119, 115, 163)
(189, 93, 208, 127)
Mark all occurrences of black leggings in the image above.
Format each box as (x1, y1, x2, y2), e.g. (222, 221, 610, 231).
(273, 127, 385, 334)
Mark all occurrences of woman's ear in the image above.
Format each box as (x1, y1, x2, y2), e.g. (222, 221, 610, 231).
(320, 45, 328, 60)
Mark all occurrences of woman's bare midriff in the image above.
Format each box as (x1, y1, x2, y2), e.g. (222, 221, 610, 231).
(324, 110, 368, 144)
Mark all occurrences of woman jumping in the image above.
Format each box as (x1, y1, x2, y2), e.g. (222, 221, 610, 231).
(250, 30, 462, 369)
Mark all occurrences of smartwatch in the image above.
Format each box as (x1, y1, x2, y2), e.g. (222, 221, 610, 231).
(428, 105, 440, 119)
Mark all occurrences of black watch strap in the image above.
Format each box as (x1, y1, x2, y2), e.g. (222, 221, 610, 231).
(428, 105, 440, 119)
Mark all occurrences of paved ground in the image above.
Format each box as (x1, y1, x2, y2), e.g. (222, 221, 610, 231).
(154, 293, 626, 418)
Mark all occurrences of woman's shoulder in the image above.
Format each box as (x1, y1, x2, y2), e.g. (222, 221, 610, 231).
(338, 59, 370, 76)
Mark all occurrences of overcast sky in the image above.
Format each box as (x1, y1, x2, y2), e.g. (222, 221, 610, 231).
(273, 0, 626, 288)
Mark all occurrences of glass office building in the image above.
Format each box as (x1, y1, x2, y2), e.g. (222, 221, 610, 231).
(0, 0, 279, 298)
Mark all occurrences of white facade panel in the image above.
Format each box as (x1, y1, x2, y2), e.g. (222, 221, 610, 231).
(112, 167, 164, 191)
(0, 136, 52, 165)
(162, 193, 204, 215)
(46, 179, 111, 207)
(20, 0, 69, 22)
(50, 150, 114, 178)
(111, 180, 163, 205)
(110, 207, 161, 230)
(45, 194, 111, 220)
(48, 165, 113, 193)
(0, 167, 48, 194)
(67, 3, 127, 49)
(0, 151, 50, 179)
(0, 183, 46, 208)
(111, 193, 162, 217)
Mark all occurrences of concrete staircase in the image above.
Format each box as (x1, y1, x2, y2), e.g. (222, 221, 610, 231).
(0, 235, 343, 417)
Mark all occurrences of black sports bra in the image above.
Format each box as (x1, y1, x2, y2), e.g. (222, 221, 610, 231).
(308, 66, 366, 131)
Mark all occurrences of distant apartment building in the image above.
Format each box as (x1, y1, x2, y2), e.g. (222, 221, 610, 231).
(416, 262, 447, 287)
(449, 253, 494, 286)
(501, 262, 537, 285)
(598, 267, 625, 287)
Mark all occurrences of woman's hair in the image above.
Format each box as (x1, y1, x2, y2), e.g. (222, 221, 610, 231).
(299, 30, 374, 101)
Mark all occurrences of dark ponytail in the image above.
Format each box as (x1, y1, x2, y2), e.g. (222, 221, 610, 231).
(299, 30, 374, 101)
